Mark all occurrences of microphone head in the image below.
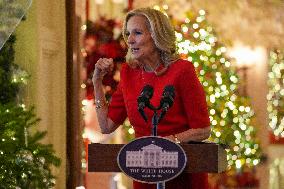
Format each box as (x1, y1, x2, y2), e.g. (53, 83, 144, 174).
(161, 85, 175, 108)
(137, 85, 154, 109)
(157, 85, 175, 122)
(163, 85, 175, 98)
(138, 85, 154, 105)
(137, 85, 153, 122)
(142, 85, 154, 99)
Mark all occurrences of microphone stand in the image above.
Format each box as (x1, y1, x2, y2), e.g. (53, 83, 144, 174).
(152, 111, 158, 136)
(145, 105, 165, 189)
(152, 110, 165, 189)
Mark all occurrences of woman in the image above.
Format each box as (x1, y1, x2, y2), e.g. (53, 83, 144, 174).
(92, 7, 211, 189)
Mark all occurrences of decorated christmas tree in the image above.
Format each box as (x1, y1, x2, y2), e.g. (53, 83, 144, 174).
(171, 8, 262, 170)
(0, 35, 61, 188)
(267, 50, 284, 141)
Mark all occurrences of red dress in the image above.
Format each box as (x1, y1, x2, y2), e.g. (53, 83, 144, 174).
(108, 59, 210, 189)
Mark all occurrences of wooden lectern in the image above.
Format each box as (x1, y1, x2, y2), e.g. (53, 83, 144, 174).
(88, 142, 227, 173)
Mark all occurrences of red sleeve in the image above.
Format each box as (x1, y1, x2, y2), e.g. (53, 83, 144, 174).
(107, 82, 127, 125)
(177, 61, 210, 129)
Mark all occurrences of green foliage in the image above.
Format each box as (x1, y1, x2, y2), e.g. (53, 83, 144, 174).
(0, 36, 19, 104)
(0, 104, 61, 189)
(0, 34, 61, 188)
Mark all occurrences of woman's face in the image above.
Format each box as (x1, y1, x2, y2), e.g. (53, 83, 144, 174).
(126, 15, 157, 61)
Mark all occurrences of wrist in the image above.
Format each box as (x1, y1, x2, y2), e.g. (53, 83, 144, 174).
(93, 77, 103, 86)
(94, 98, 107, 109)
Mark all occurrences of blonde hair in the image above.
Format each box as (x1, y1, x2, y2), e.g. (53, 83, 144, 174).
(122, 8, 178, 67)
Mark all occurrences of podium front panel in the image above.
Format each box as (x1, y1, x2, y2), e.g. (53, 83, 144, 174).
(88, 143, 227, 173)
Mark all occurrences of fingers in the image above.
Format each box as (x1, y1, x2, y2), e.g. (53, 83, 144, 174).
(96, 58, 114, 72)
(92, 58, 113, 83)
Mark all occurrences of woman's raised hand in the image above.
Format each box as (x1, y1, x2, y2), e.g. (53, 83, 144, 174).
(92, 58, 114, 84)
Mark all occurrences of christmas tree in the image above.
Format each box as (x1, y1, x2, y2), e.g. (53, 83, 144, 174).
(267, 50, 284, 139)
(0, 35, 61, 188)
(167, 8, 262, 171)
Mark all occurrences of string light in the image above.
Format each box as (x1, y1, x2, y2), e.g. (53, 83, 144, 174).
(267, 50, 284, 138)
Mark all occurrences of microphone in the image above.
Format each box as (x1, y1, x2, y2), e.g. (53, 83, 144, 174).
(137, 85, 154, 122)
(158, 85, 175, 122)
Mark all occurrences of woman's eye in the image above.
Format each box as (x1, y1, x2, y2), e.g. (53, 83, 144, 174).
(125, 32, 130, 36)
(135, 31, 142, 35)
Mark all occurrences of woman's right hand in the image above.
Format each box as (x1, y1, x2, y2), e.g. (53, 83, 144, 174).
(92, 58, 114, 85)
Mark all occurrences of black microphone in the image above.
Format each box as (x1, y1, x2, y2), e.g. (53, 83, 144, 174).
(137, 85, 154, 122)
(158, 85, 175, 122)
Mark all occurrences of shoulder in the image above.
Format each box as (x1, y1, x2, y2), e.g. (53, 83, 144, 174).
(119, 63, 140, 80)
(170, 59, 196, 73)
(120, 62, 138, 74)
(120, 62, 129, 71)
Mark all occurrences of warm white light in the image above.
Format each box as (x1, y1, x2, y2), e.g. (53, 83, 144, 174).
(245, 148, 251, 155)
(153, 5, 160, 10)
(128, 128, 135, 134)
(199, 9, 206, 15)
(175, 32, 183, 41)
(193, 23, 199, 29)
(81, 83, 86, 89)
(210, 109, 216, 115)
(162, 4, 169, 10)
(76, 187, 85, 189)
(182, 26, 188, 33)
(233, 146, 239, 151)
(215, 131, 221, 137)
(227, 42, 266, 68)
(236, 160, 242, 168)
(253, 159, 259, 165)
(81, 25, 87, 31)
(82, 99, 88, 106)
(193, 32, 199, 38)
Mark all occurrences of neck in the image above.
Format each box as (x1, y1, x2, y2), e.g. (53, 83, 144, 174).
(140, 52, 162, 72)
(142, 60, 168, 76)
(143, 62, 160, 72)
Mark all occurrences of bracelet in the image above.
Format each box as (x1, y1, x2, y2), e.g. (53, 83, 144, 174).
(94, 99, 107, 110)
(173, 134, 181, 143)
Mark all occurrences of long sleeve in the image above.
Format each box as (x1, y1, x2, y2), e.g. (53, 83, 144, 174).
(107, 82, 127, 125)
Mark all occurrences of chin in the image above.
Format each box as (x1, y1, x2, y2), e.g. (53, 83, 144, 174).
(131, 55, 141, 61)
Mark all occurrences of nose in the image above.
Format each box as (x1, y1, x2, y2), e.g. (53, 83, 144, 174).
(127, 33, 135, 45)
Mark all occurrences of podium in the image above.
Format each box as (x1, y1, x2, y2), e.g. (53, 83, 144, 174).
(88, 142, 227, 173)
